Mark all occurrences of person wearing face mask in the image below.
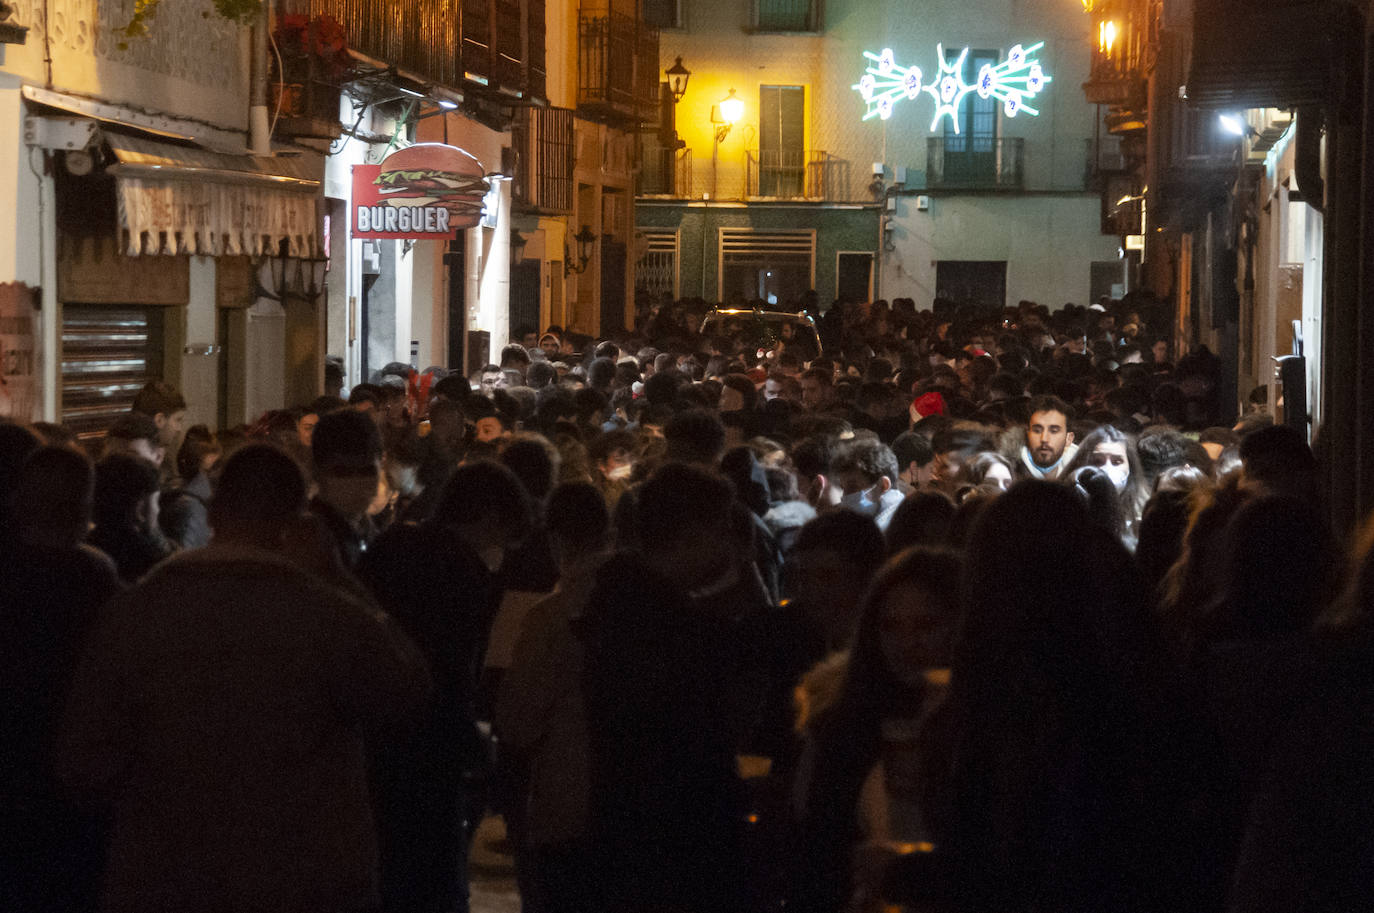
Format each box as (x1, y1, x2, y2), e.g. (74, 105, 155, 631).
(588, 428, 640, 508)
(831, 437, 906, 533)
(1066, 424, 1149, 547)
(309, 409, 385, 572)
(359, 460, 535, 913)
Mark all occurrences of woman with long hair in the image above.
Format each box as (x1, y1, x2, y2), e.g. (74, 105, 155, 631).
(790, 547, 963, 913)
(1066, 424, 1150, 546)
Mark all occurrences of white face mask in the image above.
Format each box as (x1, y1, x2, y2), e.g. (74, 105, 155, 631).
(840, 486, 880, 516)
(1102, 461, 1131, 492)
(606, 463, 633, 481)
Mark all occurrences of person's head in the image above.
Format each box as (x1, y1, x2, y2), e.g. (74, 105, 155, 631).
(763, 371, 787, 403)
(93, 451, 161, 533)
(311, 409, 383, 520)
(885, 490, 956, 555)
(720, 373, 757, 413)
(469, 397, 509, 443)
(175, 425, 222, 482)
(209, 444, 308, 548)
(956, 451, 1015, 492)
(539, 333, 561, 358)
(545, 480, 611, 567)
(9, 445, 94, 548)
(1205, 493, 1335, 641)
(1069, 424, 1142, 495)
(588, 428, 639, 482)
(799, 367, 833, 410)
(131, 381, 187, 449)
(382, 428, 428, 498)
(793, 433, 843, 509)
(500, 433, 560, 503)
(1025, 395, 1074, 468)
(348, 384, 382, 413)
(479, 363, 506, 394)
(1239, 423, 1319, 499)
(527, 360, 556, 390)
(107, 412, 165, 467)
(588, 357, 617, 392)
(830, 438, 899, 515)
(789, 510, 889, 646)
(636, 462, 737, 586)
(502, 346, 533, 374)
(433, 459, 535, 568)
(664, 409, 726, 466)
(889, 431, 935, 490)
(930, 426, 994, 489)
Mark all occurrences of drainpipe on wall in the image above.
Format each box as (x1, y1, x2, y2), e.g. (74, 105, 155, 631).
(249, 0, 272, 156)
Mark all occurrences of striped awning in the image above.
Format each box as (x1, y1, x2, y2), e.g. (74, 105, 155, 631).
(105, 134, 324, 258)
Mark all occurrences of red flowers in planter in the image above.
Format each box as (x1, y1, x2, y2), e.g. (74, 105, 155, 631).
(272, 14, 351, 82)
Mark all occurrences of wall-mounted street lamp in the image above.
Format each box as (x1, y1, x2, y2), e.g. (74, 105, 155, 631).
(666, 56, 692, 104)
(564, 224, 596, 276)
(1218, 113, 1259, 139)
(712, 88, 744, 143)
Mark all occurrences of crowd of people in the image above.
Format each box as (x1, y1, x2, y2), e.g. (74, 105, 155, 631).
(3, 292, 1374, 913)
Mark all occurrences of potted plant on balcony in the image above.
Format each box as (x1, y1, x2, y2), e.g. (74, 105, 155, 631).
(114, 0, 262, 48)
(270, 13, 351, 137)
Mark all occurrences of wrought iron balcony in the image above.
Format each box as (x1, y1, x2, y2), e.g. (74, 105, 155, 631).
(1082, 0, 1154, 108)
(638, 145, 693, 197)
(512, 105, 575, 214)
(925, 137, 1024, 191)
(278, 0, 546, 100)
(745, 150, 842, 200)
(578, 12, 660, 125)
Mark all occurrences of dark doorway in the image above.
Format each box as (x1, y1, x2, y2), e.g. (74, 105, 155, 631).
(935, 260, 1007, 313)
(510, 260, 542, 342)
(1090, 260, 1127, 303)
(445, 234, 467, 373)
(836, 252, 874, 303)
(600, 238, 627, 336)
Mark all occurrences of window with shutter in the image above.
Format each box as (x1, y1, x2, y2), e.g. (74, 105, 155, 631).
(753, 0, 818, 32)
(758, 85, 805, 197)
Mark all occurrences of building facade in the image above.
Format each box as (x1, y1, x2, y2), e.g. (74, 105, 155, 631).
(0, 0, 654, 435)
(635, 0, 1119, 314)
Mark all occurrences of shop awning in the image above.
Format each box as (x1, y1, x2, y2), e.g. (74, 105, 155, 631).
(104, 134, 324, 258)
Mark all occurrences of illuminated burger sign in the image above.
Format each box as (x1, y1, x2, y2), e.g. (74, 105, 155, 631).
(351, 144, 491, 239)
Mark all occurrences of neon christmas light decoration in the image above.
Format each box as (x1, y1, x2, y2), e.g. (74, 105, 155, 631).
(852, 42, 1052, 132)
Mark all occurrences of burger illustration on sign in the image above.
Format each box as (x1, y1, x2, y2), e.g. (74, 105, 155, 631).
(354, 143, 491, 236)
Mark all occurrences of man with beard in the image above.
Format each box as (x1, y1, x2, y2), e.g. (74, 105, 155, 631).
(1017, 395, 1078, 481)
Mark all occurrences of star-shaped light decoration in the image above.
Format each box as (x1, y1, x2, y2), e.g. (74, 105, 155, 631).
(851, 41, 1053, 132)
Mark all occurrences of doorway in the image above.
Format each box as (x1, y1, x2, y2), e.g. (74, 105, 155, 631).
(510, 260, 542, 342)
(836, 252, 874, 304)
(600, 238, 627, 336)
(935, 260, 1007, 313)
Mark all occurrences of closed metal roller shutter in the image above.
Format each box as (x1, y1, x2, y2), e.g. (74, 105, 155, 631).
(61, 305, 164, 440)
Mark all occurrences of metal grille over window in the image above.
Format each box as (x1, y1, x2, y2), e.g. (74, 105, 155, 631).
(61, 306, 164, 440)
(513, 106, 575, 214)
(635, 230, 680, 299)
(718, 229, 816, 307)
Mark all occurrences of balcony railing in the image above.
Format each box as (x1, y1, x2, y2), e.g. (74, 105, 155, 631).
(278, 0, 546, 99)
(638, 145, 693, 197)
(512, 105, 575, 214)
(745, 150, 842, 200)
(1083, 0, 1155, 106)
(926, 137, 1024, 190)
(578, 12, 660, 124)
